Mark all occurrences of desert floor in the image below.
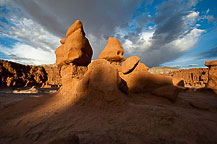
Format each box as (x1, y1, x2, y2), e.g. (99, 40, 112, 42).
(0, 88, 217, 144)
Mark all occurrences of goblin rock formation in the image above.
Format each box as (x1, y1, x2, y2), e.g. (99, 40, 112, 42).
(55, 20, 93, 88)
(0, 60, 47, 87)
(205, 60, 217, 90)
(99, 37, 125, 64)
(55, 20, 93, 66)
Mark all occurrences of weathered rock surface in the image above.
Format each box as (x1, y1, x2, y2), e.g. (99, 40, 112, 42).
(152, 85, 181, 102)
(121, 56, 140, 74)
(0, 60, 47, 87)
(121, 71, 173, 93)
(168, 68, 208, 88)
(60, 64, 87, 88)
(55, 20, 93, 66)
(75, 59, 127, 104)
(42, 64, 61, 87)
(99, 37, 125, 63)
(205, 60, 217, 90)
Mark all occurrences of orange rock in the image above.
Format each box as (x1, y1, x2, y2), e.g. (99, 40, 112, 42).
(76, 59, 127, 102)
(133, 62, 149, 73)
(152, 85, 181, 102)
(121, 71, 173, 93)
(60, 38, 66, 44)
(205, 60, 217, 67)
(66, 20, 85, 37)
(99, 37, 125, 63)
(55, 45, 65, 66)
(121, 56, 140, 74)
(55, 20, 93, 66)
(206, 66, 217, 89)
(63, 28, 92, 66)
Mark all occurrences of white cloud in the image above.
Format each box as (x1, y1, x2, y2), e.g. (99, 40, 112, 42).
(0, 43, 56, 65)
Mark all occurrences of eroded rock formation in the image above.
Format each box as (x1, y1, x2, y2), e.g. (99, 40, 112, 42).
(205, 60, 217, 90)
(55, 20, 93, 66)
(0, 60, 47, 87)
(55, 20, 93, 89)
(99, 37, 125, 71)
(168, 68, 208, 88)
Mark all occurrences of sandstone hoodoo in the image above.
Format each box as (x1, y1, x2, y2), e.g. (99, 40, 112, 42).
(55, 20, 93, 89)
(98, 37, 125, 64)
(205, 60, 217, 90)
(55, 20, 93, 66)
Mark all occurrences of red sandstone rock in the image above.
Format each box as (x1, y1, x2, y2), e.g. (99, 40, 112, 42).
(152, 85, 181, 102)
(169, 68, 208, 88)
(98, 37, 125, 63)
(55, 45, 65, 66)
(66, 20, 85, 37)
(55, 20, 93, 66)
(206, 66, 217, 89)
(205, 60, 217, 67)
(121, 71, 173, 93)
(60, 38, 66, 44)
(121, 56, 140, 74)
(0, 60, 47, 87)
(75, 59, 127, 103)
(132, 62, 149, 73)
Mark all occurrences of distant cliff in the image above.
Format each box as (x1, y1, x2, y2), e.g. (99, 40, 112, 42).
(149, 67, 181, 74)
(0, 60, 61, 88)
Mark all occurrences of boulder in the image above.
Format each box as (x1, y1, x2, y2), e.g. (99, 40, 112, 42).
(121, 56, 140, 74)
(55, 20, 93, 66)
(121, 71, 173, 93)
(152, 85, 181, 102)
(98, 37, 125, 63)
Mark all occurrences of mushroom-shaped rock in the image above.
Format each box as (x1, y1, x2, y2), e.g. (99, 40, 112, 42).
(152, 85, 181, 102)
(205, 60, 217, 67)
(55, 20, 93, 66)
(99, 37, 125, 63)
(121, 56, 140, 74)
(76, 59, 127, 103)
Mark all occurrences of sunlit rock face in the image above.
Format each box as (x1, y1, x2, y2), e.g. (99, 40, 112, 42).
(98, 37, 125, 71)
(55, 20, 93, 90)
(55, 20, 93, 67)
(205, 60, 217, 90)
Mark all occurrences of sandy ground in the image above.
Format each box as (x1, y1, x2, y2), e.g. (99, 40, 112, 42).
(0, 88, 217, 144)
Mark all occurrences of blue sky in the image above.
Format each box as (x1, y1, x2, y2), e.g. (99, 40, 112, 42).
(0, 0, 216, 68)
